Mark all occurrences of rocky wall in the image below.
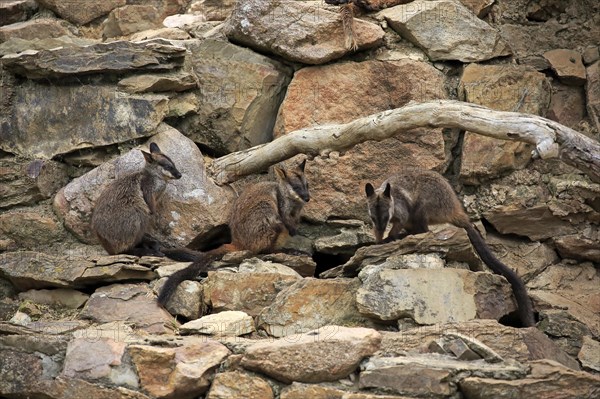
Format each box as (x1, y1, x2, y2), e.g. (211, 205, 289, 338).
(0, 0, 599, 398)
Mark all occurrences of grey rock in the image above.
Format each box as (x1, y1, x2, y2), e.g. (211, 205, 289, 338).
(18, 289, 89, 309)
(0, 35, 98, 57)
(0, 0, 38, 27)
(37, 0, 125, 25)
(0, 18, 72, 43)
(118, 71, 197, 93)
(102, 5, 162, 38)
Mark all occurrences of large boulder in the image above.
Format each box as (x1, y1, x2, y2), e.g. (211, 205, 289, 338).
(176, 39, 292, 155)
(0, 0, 38, 27)
(0, 18, 72, 43)
(224, 0, 385, 64)
(37, 0, 125, 25)
(274, 59, 448, 222)
(380, 0, 511, 62)
(458, 64, 551, 184)
(53, 125, 233, 246)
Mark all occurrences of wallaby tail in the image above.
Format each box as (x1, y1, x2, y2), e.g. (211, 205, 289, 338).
(464, 224, 536, 327)
(157, 252, 218, 306)
(162, 247, 204, 262)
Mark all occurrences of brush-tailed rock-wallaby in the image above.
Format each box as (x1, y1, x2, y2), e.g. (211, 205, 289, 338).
(91, 142, 182, 257)
(158, 160, 310, 306)
(365, 167, 536, 327)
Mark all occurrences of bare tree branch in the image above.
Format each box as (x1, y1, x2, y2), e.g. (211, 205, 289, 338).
(207, 100, 600, 184)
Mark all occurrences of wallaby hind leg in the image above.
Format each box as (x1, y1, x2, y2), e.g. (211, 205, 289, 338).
(406, 201, 429, 235)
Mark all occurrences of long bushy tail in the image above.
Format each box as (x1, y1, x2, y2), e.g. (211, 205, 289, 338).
(161, 247, 204, 262)
(464, 224, 536, 327)
(157, 252, 218, 306)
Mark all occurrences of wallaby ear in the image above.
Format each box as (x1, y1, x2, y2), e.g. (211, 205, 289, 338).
(274, 165, 287, 180)
(298, 159, 306, 172)
(141, 150, 153, 163)
(365, 183, 375, 197)
(149, 142, 160, 154)
(383, 183, 391, 198)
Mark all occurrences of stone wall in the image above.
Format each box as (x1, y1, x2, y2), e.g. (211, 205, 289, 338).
(0, 1, 599, 398)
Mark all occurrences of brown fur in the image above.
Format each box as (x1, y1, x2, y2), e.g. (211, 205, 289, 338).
(158, 160, 309, 306)
(91, 143, 181, 257)
(365, 167, 536, 327)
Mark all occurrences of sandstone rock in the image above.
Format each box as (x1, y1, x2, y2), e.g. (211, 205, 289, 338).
(459, 64, 551, 184)
(536, 310, 594, 357)
(583, 46, 599, 65)
(546, 84, 587, 129)
(543, 49, 587, 86)
(37, 0, 125, 25)
(0, 0, 38, 27)
(360, 354, 527, 397)
(459, 359, 600, 399)
(118, 71, 197, 93)
(206, 371, 273, 399)
(188, 0, 236, 21)
(0, 18, 71, 43)
(578, 336, 600, 372)
(356, 267, 516, 325)
(130, 27, 191, 41)
(72, 321, 138, 342)
(1, 83, 168, 159)
(554, 235, 600, 263)
(62, 337, 138, 388)
(167, 92, 199, 118)
(380, 319, 580, 370)
(313, 219, 375, 256)
(81, 283, 176, 334)
(130, 0, 190, 20)
(0, 35, 98, 57)
(129, 338, 230, 398)
(257, 278, 375, 337)
(163, 13, 206, 29)
(224, 0, 385, 64)
(102, 5, 162, 38)
(281, 383, 409, 399)
(18, 288, 89, 309)
(241, 326, 381, 383)
(255, 253, 316, 277)
(1, 39, 186, 79)
(53, 125, 233, 246)
(458, 0, 494, 17)
(325, 225, 481, 278)
(0, 206, 68, 250)
(176, 39, 291, 155)
(274, 59, 448, 222)
(180, 311, 255, 337)
(155, 278, 203, 320)
(380, 0, 511, 62)
(203, 267, 301, 316)
(587, 61, 600, 133)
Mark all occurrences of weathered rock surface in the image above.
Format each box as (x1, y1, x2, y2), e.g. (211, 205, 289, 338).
(155, 277, 203, 320)
(188, 0, 236, 21)
(546, 84, 587, 129)
(459, 64, 551, 183)
(357, 267, 515, 325)
(0, 206, 69, 250)
(0, 35, 98, 56)
(554, 235, 600, 263)
(102, 5, 162, 38)
(53, 125, 233, 246)
(130, 27, 191, 41)
(1, 39, 186, 79)
(241, 326, 382, 383)
(176, 39, 292, 155)
(578, 336, 600, 372)
(18, 288, 89, 309)
(0, 0, 38, 27)
(275, 59, 448, 222)
(281, 383, 410, 399)
(224, 0, 385, 64)
(118, 71, 197, 93)
(360, 354, 527, 398)
(459, 359, 600, 398)
(203, 265, 301, 316)
(257, 278, 375, 337)
(543, 48, 587, 86)
(81, 283, 175, 334)
(129, 338, 230, 398)
(587, 60, 600, 133)
(180, 311, 255, 337)
(380, 0, 511, 62)
(206, 371, 273, 399)
(458, 0, 494, 17)
(37, 0, 126, 25)
(0, 18, 72, 43)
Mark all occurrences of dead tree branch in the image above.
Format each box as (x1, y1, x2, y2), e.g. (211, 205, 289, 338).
(207, 100, 600, 184)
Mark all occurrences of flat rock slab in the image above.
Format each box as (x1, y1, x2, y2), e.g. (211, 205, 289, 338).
(380, 0, 511, 62)
(0, 18, 71, 43)
(1, 39, 186, 79)
(0, 0, 38, 27)
(356, 267, 515, 325)
(81, 283, 176, 334)
(37, 0, 125, 25)
(241, 326, 382, 383)
(180, 310, 255, 337)
(543, 48, 587, 86)
(224, 0, 385, 64)
(206, 371, 273, 399)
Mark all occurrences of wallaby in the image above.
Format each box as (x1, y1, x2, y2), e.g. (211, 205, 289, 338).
(365, 167, 536, 327)
(158, 160, 310, 306)
(91, 142, 182, 257)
